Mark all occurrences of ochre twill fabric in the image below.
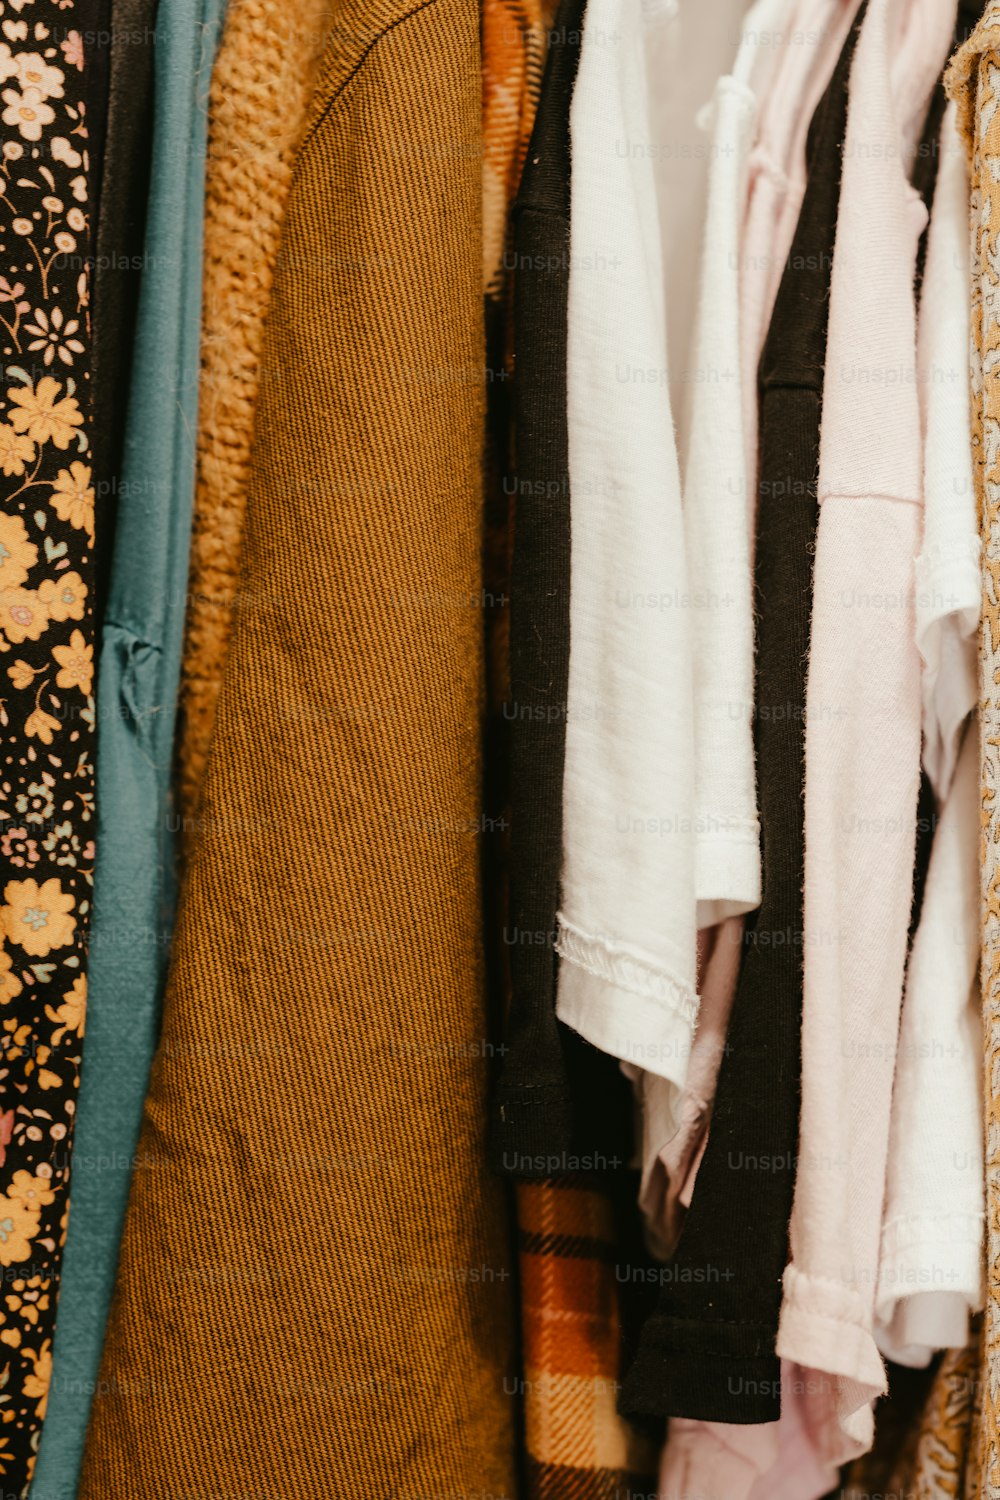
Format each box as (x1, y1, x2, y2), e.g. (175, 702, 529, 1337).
(175, 0, 332, 839)
(77, 4, 520, 1495)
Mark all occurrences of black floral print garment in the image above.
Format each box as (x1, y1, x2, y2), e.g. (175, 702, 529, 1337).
(0, 0, 96, 1489)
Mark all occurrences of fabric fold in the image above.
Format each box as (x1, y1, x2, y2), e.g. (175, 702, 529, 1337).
(622, 0, 866, 1429)
(557, 0, 696, 1123)
(77, 2, 520, 1492)
(32, 7, 224, 1493)
(776, 0, 957, 1463)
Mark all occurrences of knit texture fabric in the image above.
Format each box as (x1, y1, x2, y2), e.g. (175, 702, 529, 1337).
(946, 10, 1000, 1494)
(620, 2, 865, 1426)
(175, 0, 331, 839)
(77, 4, 519, 1494)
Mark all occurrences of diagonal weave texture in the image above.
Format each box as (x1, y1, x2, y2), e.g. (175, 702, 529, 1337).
(77, 2, 520, 1493)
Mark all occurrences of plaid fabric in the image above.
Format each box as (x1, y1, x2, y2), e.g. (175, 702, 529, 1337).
(480, 8, 659, 1495)
(483, 0, 552, 306)
(518, 1180, 659, 1498)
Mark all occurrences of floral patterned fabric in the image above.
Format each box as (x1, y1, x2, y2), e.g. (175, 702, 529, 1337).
(887, 1342, 982, 1500)
(0, 0, 94, 1489)
(947, 11, 1000, 1497)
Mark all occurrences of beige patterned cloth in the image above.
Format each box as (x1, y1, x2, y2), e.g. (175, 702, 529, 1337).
(946, 12, 1000, 1496)
(887, 1343, 981, 1499)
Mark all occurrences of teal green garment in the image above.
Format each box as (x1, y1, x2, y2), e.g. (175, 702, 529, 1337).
(31, 2, 225, 1495)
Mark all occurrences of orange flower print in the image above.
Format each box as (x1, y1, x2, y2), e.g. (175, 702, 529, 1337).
(0, 952, 21, 1006)
(1, 877, 76, 956)
(7, 377, 82, 449)
(36, 570, 85, 621)
(6, 1173, 54, 1216)
(46, 975, 84, 1043)
(48, 461, 93, 541)
(0, 423, 34, 477)
(5, 1275, 49, 1329)
(5, 1170, 53, 1218)
(0, 589, 48, 645)
(51, 629, 91, 693)
(22, 1340, 50, 1419)
(0, 516, 36, 588)
(0, 1195, 38, 1267)
(6, 659, 36, 690)
(23, 705, 59, 745)
(0, 1112, 12, 1170)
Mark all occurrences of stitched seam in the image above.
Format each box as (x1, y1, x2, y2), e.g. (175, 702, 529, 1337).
(556, 917, 698, 1024)
(818, 489, 923, 507)
(782, 1306, 870, 1335)
(300, 0, 444, 151)
(881, 1210, 985, 1243)
(713, 75, 756, 119)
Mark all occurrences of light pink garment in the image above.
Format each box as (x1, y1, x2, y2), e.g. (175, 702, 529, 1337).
(659, 1364, 839, 1500)
(650, 6, 867, 1494)
(775, 0, 957, 1467)
(642, 0, 862, 1254)
(739, 0, 860, 500)
(637, 917, 743, 1259)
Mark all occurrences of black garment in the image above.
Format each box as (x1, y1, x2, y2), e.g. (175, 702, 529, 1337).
(620, 4, 867, 1425)
(90, 0, 159, 624)
(490, 0, 594, 1173)
(84, 0, 112, 234)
